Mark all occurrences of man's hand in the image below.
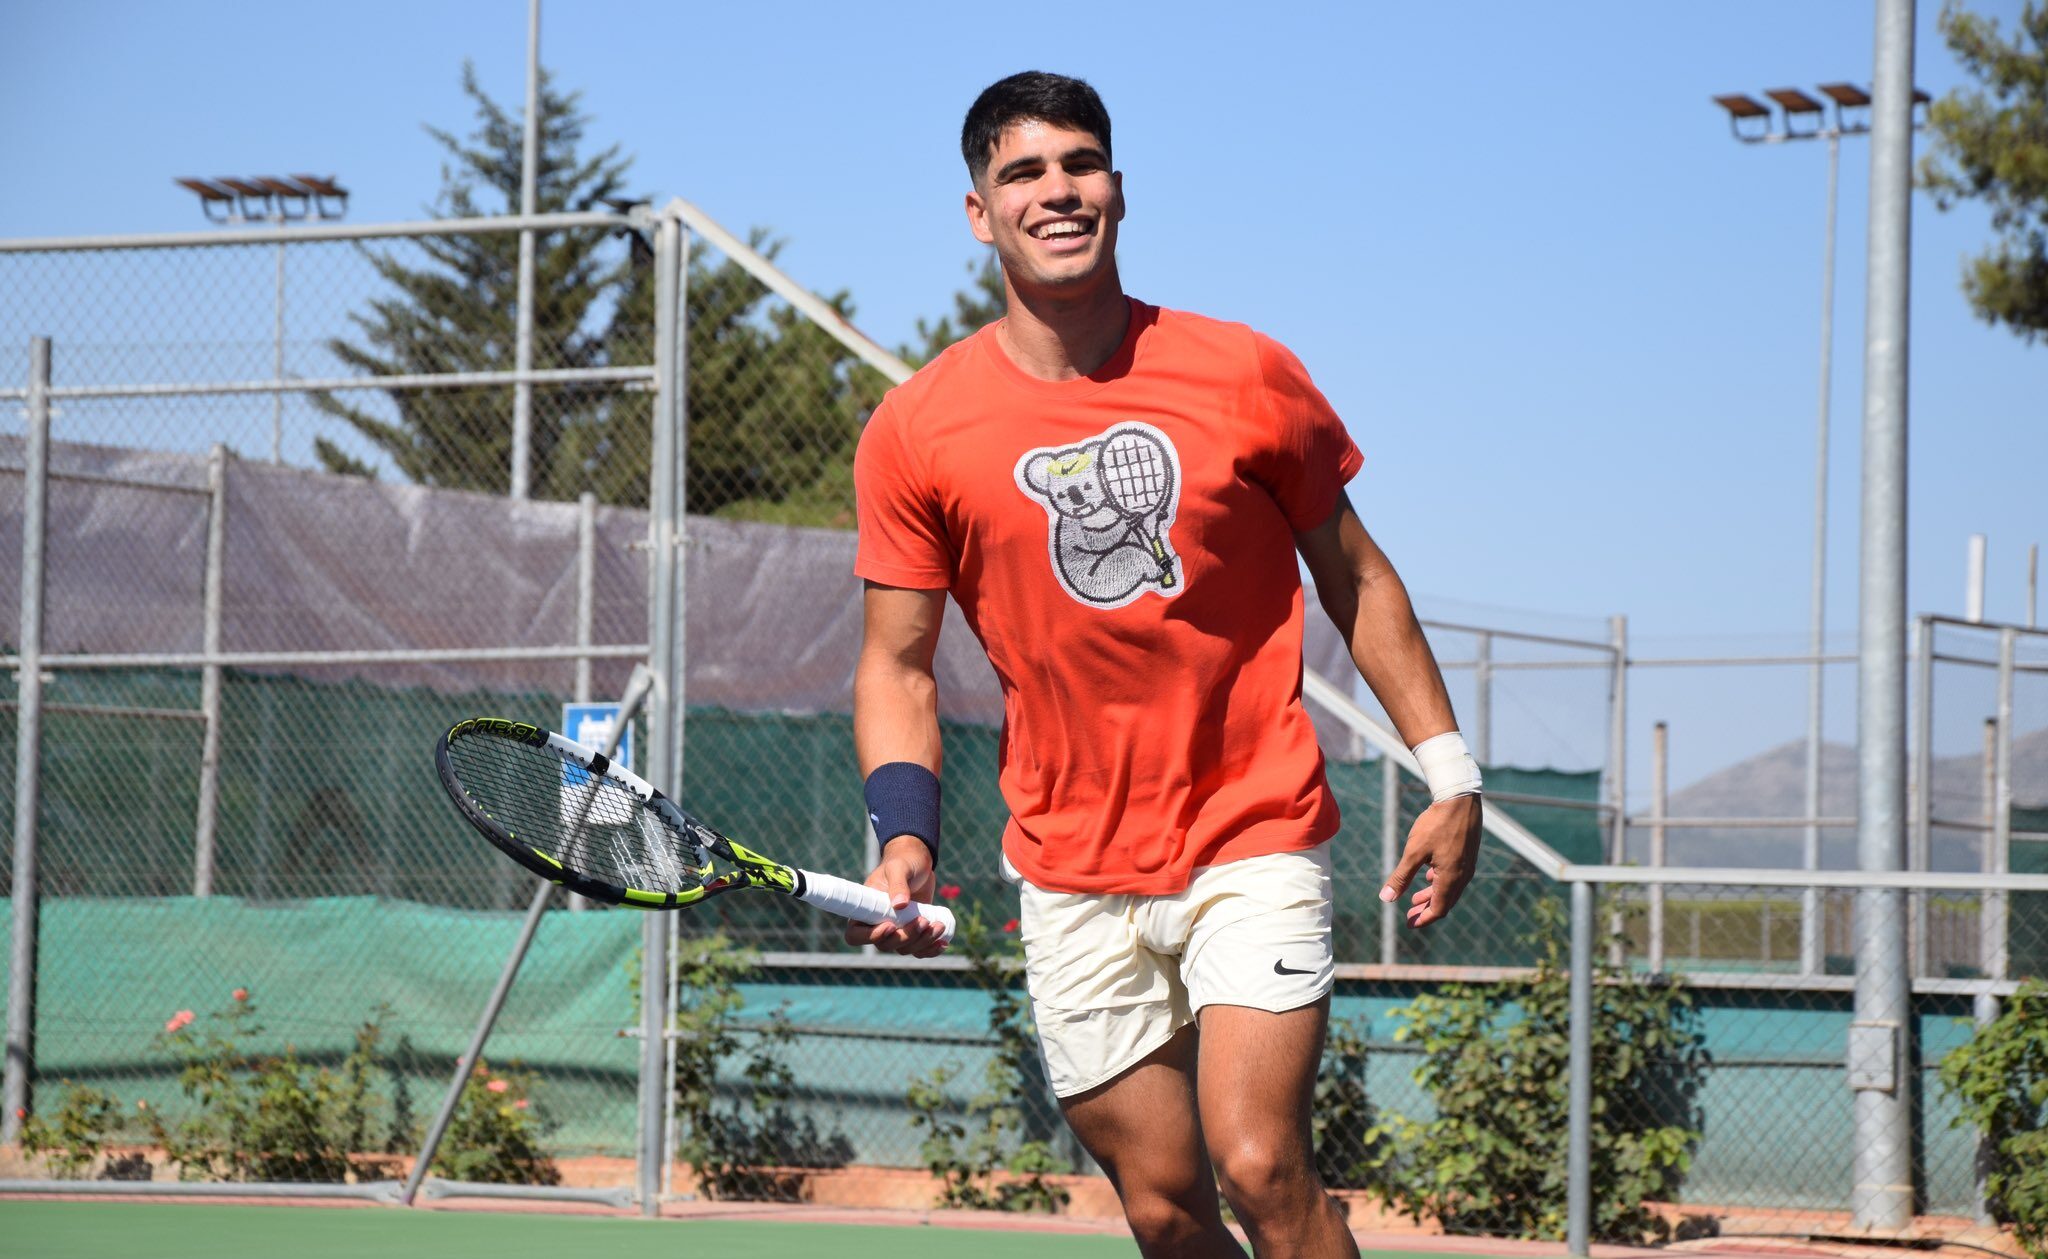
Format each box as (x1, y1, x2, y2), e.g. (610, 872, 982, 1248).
(1380, 794, 1483, 929)
(843, 834, 950, 958)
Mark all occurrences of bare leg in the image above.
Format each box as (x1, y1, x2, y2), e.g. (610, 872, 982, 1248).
(1059, 1024, 1247, 1258)
(1197, 999, 1358, 1259)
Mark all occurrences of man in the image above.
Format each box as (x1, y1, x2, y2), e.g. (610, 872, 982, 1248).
(847, 71, 1484, 1258)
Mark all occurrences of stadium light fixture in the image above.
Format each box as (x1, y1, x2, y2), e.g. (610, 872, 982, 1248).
(172, 175, 350, 466)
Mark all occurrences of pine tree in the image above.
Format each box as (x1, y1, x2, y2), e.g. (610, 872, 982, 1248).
(1921, 1, 2048, 343)
(312, 62, 639, 496)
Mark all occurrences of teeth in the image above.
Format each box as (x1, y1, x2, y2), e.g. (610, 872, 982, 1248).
(1034, 221, 1087, 239)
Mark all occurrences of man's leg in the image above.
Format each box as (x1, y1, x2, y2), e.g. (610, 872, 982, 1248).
(1196, 998, 1358, 1259)
(1059, 1024, 1246, 1259)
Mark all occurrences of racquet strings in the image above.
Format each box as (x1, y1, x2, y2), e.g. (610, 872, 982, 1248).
(446, 733, 704, 894)
(1101, 433, 1167, 514)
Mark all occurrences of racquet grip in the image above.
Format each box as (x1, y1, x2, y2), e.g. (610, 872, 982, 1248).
(797, 869, 957, 944)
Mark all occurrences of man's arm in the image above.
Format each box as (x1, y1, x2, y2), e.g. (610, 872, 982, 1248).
(846, 580, 951, 956)
(1295, 492, 1483, 928)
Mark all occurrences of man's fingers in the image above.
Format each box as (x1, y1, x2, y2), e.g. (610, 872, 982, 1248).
(1381, 842, 1429, 903)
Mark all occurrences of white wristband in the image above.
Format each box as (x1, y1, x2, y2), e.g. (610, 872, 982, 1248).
(1412, 731, 1482, 804)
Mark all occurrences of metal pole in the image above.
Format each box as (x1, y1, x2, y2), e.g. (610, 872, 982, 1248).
(3, 337, 51, 1144)
(1980, 717, 1998, 981)
(1851, 0, 1917, 1230)
(2028, 543, 2038, 629)
(272, 225, 286, 465)
(508, 0, 541, 500)
(400, 668, 650, 1205)
(1966, 535, 1987, 622)
(568, 489, 597, 914)
(658, 225, 692, 1197)
(1607, 615, 1628, 864)
(1472, 631, 1492, 766)
(1912, 618, 1935, 978)
(1566, 878, 1594, 1258)
(1987, 630, 2013, 980)
(1804, 127, 1840, 981)
(1380, 753, 1400, 966)
(1607, 615, 1628, 967)
(192, 444, 228, 897)
(637, 210, 684, 1217)
(1650, 722, 1667, 973)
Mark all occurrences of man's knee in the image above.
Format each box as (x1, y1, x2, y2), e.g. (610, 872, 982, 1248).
(1120, 1185, 1216, 1250)
(1211, 1136, 1319, 1216)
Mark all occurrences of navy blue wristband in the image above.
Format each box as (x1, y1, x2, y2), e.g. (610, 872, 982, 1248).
(864, 761, 940, 867)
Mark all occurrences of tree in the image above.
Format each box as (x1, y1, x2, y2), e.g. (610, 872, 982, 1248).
(312, 66, 905, 520)
(1921, 1, 2048, 343)
(312, 62, 639, 496)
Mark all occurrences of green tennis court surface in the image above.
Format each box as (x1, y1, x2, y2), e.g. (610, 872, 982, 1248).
(0, 1200, 1148, 1258)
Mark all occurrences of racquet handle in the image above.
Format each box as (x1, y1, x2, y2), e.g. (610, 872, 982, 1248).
(796, 869, 957, 944)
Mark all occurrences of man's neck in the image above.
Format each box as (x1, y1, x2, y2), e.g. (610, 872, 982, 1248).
(995, 272, 1131, 381)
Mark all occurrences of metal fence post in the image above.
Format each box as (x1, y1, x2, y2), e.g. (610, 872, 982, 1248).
(1911, 617, 1934, 978)
(1380, 753, 1400, 966)
(192, 444, 228, 898)
(1987, 629, 2013, 980)
(1650, 722, 1667, 972)
(3, 336, 51, 1144)
(1567, 878, 1594, 1257)
(636, 209, 685, 1216)
(1607, 614, 1628, 864)
(1472, 630, 1492, 766)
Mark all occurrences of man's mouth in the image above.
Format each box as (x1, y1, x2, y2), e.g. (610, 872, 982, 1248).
(1028, 218, 1093, 247)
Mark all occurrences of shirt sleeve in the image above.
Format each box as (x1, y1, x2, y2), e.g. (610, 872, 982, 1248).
(853, 397, 954, 589)
(1245, 332, 1363, 530)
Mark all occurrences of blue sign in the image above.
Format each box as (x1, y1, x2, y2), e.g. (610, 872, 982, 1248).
(560, 703, 634, 800)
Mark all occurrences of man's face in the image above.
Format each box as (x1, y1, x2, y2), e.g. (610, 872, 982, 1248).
(966, 119, 1123, 298)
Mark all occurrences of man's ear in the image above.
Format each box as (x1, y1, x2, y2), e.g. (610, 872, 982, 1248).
(1022, 453, 1053, 495)
(1110, 170, 1126, 224)
(965, 188, 995, 245)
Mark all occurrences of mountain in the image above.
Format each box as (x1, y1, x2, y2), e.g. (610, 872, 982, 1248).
(1639, 727, 2048, 869)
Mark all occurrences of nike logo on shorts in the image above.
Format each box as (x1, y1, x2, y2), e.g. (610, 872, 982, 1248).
(1273, 960, 1316, 976)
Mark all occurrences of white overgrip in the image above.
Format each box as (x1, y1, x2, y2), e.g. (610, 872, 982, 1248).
(796, 869, 957, 944)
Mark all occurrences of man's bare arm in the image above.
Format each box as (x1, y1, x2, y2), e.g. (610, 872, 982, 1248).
(1295, 492, 1483, 928)
(848, 581, 950, 956)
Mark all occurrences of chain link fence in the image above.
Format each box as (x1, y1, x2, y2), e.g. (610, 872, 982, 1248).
(6, 206, 2047, 1257)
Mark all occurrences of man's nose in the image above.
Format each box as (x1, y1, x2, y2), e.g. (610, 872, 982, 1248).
(1041, 166, 1079, 205)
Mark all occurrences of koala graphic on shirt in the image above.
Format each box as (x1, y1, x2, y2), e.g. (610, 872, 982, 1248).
(1015, 422, 1185, 609)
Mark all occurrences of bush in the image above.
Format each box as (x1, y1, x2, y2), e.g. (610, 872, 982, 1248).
(669, 932, 852, 1201)
(1361, 900, 1707, 1242)
(18, 1083, 123, 1180)
(1941, 978, 2048, 1258)
(905, 900, 1069, 1213)
(429, 1060, 559, 1185)
(146, 990, 402, 1183)
(1313, 1015, 1387, 1192)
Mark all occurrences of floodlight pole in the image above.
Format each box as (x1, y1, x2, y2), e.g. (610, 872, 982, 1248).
(509, 0, 541, 501)
(1853, 0, 1917, 1232)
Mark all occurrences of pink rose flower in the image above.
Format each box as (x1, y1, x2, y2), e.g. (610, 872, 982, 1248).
(514, 1099, 530, 1110)
(231, 988, 249, 1002)
(165, 1010, 195, 1033)
(1002, 918, 1019, 933)
(485, 1078, 510, 1094)
(938, 884, 961, 900)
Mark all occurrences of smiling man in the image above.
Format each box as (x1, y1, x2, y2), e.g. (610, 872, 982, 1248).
(846, 71, 1484, 1257)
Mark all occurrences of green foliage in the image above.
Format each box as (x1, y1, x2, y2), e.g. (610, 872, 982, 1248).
(905, 902, 1070, 1213)
(1313, 1016, 1387, 1191)
(1920, 2, 2048, 342)
(145, 992, 403, 1183)
(668, 933, 852, 1201)
(429, 1060, 560, 1186)
(18, 1083, 123, 1180)
(1940, 978, 2048, 1257)
(1362, 902, 1706, 1242)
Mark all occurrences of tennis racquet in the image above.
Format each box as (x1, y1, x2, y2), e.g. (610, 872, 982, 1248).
(1100, 428, 1176, 587)
(434, 717, 955, 942)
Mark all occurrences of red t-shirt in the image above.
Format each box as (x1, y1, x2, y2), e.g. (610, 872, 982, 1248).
(854, 299, 1363, 894)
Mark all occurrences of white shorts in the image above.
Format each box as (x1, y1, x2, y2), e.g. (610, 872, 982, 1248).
(1015, 841, 1336, 1098)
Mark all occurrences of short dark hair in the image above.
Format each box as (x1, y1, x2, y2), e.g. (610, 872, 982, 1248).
(960, 71, 1112, 185)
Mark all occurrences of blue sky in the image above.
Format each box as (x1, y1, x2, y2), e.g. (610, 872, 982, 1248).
(2, 1, 2042, 796)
